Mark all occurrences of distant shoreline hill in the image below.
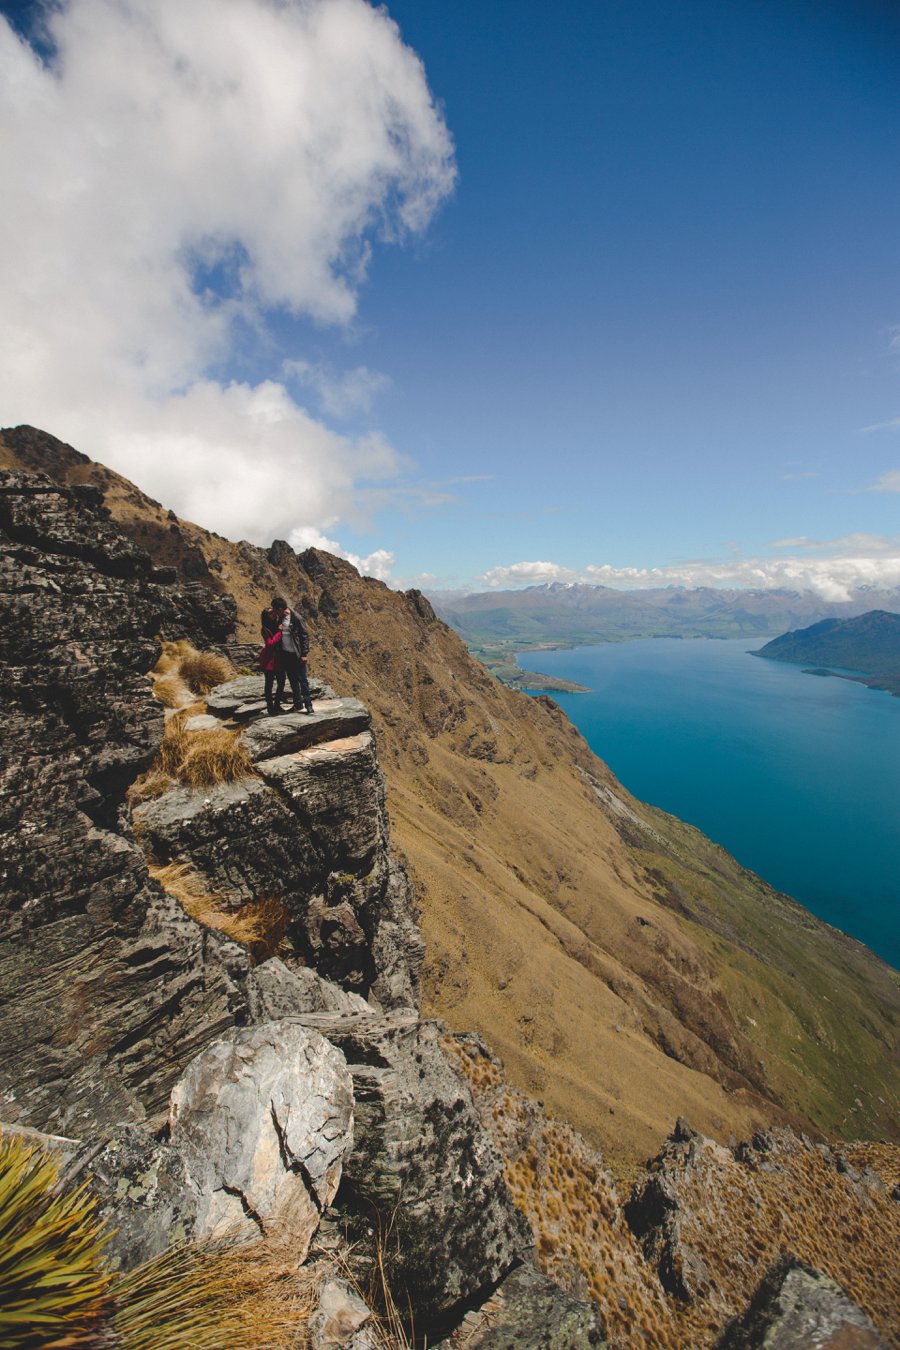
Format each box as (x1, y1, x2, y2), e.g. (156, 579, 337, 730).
(755, 610, 900, 698)
(431, 581, 900, 688)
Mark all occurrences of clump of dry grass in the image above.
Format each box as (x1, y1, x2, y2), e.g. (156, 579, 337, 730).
(113, 1235, 322, 1349)
(149, 862, 289, 963)
(173, 641, 234, 695)
(152, 639, 234, 701)
(128, 704, 252, 820)
(152, 671, 191, 708)
(176, 727, 253, 786)
(151, 710, 252, 788)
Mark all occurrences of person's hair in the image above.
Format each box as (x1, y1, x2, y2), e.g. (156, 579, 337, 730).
(272, 595, 288, 610)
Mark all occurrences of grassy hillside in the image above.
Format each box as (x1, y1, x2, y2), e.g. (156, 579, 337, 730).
(3, 425, 898, 1173)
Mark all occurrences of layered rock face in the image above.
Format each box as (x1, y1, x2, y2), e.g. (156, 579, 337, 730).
(0, 470, 244, 1134)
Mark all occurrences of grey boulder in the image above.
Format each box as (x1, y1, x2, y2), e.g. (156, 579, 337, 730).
(716, 1258, 888, 1349)
(168, 1021, 354, 1258)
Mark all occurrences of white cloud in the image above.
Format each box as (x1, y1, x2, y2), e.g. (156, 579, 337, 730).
(0, 0, 455, 544)
(288, 525, 395, 581)
(859, 418, 900, 434)
(479, 537, 900, 602)
(866, 469, 900, 493)
(284, 360, 391, 418)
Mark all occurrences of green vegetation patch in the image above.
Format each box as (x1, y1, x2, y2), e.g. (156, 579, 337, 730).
(622, 803, 900, 1143)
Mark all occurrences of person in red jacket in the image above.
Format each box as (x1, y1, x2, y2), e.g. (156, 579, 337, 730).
(259, 599, 284, 715)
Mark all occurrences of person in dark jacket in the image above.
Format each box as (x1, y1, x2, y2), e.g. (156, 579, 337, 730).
(272, 595, 314, 714)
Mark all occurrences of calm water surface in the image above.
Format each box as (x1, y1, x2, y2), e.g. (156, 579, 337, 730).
(518, 639, 900, 969)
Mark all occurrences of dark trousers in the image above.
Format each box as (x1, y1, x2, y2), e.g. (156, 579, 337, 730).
(277, 652, 312, 710)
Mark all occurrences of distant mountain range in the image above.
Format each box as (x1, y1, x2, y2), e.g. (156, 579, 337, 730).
(429, 582, 900, 687)
(756, 609, 900, 696)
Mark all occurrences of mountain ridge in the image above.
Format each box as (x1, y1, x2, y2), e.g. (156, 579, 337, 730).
(430, 581, 900, 688)
(2, 424, 897, 1173)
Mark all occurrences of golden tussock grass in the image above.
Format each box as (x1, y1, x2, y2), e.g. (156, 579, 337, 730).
(112, 1235, 323, 1349)
(176, 727, 254, 786)
(149, 862, 288, 963)
(152, 711, 253, 788)
(154, 639, 234, 697)
(178, 644, 234, 695)
(0, 1132, 322, 1349)
(152, 671, 191, 708)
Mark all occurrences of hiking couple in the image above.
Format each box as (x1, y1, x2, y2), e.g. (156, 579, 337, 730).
(259, 596, 314, 717)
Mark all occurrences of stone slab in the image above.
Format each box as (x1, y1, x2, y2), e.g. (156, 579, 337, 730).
(206, 674, 335, 718)
(182, 713, 220, 732)
(241, 698, 371, 762)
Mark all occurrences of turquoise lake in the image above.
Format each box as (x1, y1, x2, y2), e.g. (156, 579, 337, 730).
(517, 638, 900, 970)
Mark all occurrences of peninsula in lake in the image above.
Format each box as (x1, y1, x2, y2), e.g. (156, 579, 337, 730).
(755, 610, 900, 697)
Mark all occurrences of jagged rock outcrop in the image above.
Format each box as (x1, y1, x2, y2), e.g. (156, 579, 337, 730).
(9, 450, 897, 1348)
(133, 682, 424, 1010)
(294, 1010, 532, 1322)
(0, 469, 555, 1342)
(716, 1258, 888, 1349)
(624, 1123, 900, 1346)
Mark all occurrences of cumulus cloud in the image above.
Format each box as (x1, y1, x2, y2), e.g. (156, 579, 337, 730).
(0, 0, 455, 544)
(478, 536, 900, 602)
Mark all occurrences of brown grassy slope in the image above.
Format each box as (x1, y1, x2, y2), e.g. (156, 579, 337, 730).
(3, 426, 898, 1172)
(448, 1035, 900, 1350)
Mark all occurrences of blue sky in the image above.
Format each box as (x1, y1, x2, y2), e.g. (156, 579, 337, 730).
(1, 0, 899, 597)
